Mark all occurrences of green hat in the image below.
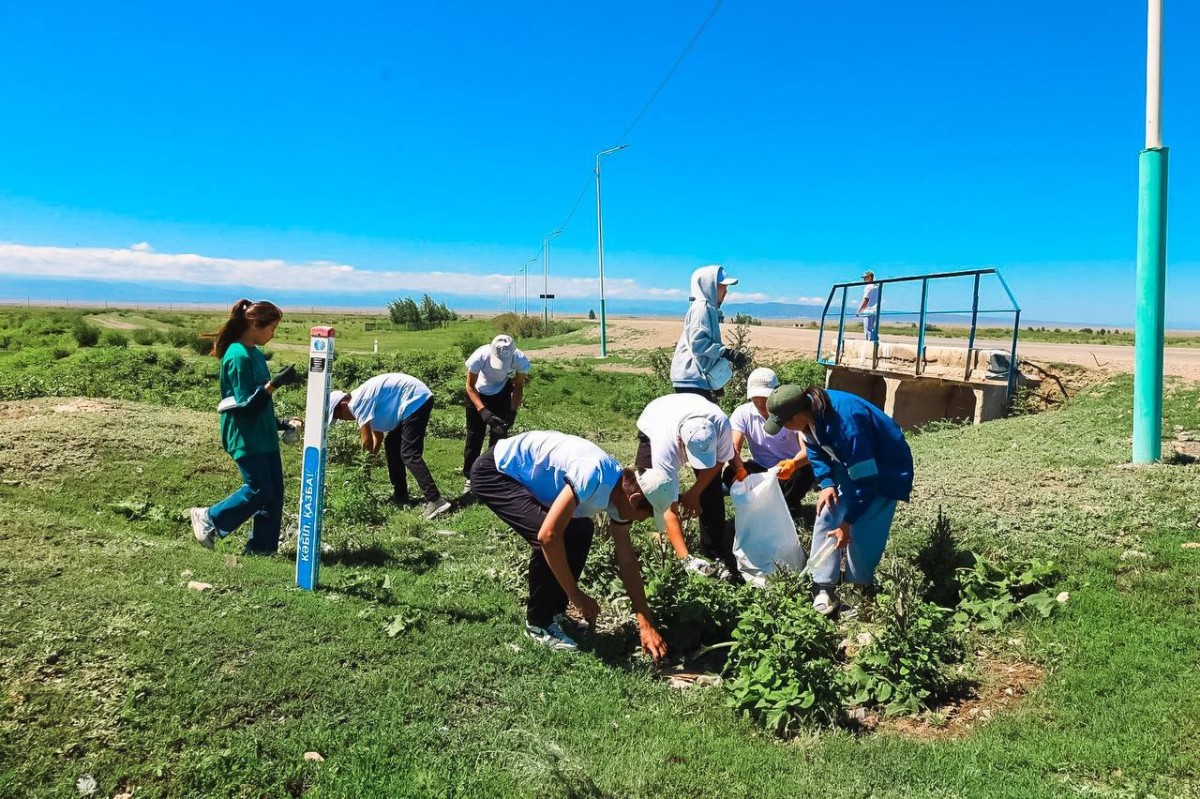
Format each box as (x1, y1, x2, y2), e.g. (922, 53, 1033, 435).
(764, 384, 808, 435)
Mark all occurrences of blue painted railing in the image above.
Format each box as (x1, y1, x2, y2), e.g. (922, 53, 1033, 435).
(815, 268, 1022, 401)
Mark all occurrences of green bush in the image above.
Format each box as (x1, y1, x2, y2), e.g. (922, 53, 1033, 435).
(72, 318, 100, 347)
(726, 573, 843, 733)
(131, 328, 160, 345)
(770, 357, 827, 389)
(326, 465, 387, 526)
(189, 335, 212, 356)
(491, 312, 577, 340)
(644, 558, 750, 658)
(842, 561, 963, 716)
(100, 330, 129, 348)
(455, 331, 489, 360)
(952, 555, 1063, 631)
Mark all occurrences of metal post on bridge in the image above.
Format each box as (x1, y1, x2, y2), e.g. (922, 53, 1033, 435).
(915, 278, 929, 376)
(965, 272, 981, 380)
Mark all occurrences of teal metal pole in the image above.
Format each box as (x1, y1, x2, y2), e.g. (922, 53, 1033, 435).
(1133, 147, 1169, 463)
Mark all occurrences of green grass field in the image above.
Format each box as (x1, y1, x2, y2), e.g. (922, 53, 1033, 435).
(1, 308, 1199, 798)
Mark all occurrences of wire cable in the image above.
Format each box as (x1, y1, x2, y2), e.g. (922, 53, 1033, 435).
(542, 0, 729, 239)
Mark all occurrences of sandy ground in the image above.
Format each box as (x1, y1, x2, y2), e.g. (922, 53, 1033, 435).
(559, 319, 1200, 380)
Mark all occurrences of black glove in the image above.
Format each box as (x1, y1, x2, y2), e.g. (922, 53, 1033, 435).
(723, 348, 749, 370)
(479, 407, 495, 424)
(269, 364, 301, 389)
(488, 415, 510, 437)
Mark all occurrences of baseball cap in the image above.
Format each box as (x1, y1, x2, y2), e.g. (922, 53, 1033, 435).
(861, 270, 875, 280)
(489, 334, 515, 370)
(635, 468, 676, 532)
(716, 266, 739, 286)
(746, 367, 780, 399)
(327, 390, 349, 426)
(764, 384, 808, 436)
(679, 415, 718, 469)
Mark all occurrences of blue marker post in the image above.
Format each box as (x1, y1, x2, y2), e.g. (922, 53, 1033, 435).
(296, 326, 335, 590)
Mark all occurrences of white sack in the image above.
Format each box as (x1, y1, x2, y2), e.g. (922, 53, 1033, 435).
(730, 467, 806, 587)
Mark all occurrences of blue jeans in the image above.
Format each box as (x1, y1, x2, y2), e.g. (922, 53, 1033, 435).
(863, 312, 879, 342)
(810, 492, 896, 589)
(209, 451, 285, 555)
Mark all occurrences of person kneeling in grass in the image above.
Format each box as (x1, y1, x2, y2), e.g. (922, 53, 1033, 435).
(327, 373, 452, 520)
(764, 385, 914, 616)
(724, 367, 813, 516)
(470, 430, 673, 659)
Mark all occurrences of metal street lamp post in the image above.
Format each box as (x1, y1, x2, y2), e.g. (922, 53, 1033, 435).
(523, 256, 538, 316)
(542, 229, 562, 328)
(595, 144, 629, 357)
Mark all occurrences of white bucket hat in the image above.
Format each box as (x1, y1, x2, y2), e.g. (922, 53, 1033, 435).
(489, 334, 515, 370)
(746, 367, 780, 399)
(635, 468, 676, 532)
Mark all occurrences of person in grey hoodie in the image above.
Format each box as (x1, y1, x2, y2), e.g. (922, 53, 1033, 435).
(669, 265, 748, 401)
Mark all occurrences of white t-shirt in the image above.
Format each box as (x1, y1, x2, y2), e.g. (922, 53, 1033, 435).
(730, 401, 802, 466)
(466, 344, 531, 396)
(862, 282, 880, 312)
(349, 373, 432, 434)
(494, 431, 621, 518)
(636, 393, 735, 498)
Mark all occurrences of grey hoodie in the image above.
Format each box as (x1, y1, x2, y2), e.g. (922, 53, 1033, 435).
(670, 266, 729, 389)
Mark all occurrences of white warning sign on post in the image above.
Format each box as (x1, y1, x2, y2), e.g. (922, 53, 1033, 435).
(296, 325, 335, 591)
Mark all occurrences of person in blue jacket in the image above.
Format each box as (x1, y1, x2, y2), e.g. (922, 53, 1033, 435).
(189, 299, 303, 555)
(764, 384, 914, 615)
(669, 265, 748, 400)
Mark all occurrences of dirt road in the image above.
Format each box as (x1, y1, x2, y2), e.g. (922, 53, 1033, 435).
(565, 318, 1200, 380)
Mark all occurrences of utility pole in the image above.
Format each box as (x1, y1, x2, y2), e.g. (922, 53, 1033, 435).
(595, 144, 629, 357)
(1133, 0, 1169, 463)
(541, 229, 562, 328)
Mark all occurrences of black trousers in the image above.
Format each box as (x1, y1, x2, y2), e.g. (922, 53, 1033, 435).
(383, 395, 441, 503)
(463, 380, 515, 477)
(470, 449, 594, 627)
(636, 433, 737, 576)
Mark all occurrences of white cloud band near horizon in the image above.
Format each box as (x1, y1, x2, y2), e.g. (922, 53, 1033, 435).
(0, 241, 826, 305)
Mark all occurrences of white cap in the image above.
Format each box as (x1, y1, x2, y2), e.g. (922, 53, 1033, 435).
(327, 390, 349, 426)
(716, 266, 739, 286)
(679, 415, 718, 469)
(746, 367, 780, 399)
(635, 468, 676, 532)
(489, 334, 515, 369)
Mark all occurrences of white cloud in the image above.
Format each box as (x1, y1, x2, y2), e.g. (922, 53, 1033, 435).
(0, 241, 690, 302)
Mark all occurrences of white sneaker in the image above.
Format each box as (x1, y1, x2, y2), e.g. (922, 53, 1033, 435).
(525, 621, 579, 652)
(462, 479, 473, 495)
(683, 555, 716, 577)
(813, 589, 837, 616)
(190, 507, 216, 550)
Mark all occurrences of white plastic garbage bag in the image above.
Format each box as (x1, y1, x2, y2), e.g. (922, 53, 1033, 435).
(730, 467, 806, 587)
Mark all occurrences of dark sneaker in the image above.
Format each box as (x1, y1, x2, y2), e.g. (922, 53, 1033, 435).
(422, 498, 452, 520)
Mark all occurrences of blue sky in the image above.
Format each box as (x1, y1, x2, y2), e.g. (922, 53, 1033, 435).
(0, 1, 1196, 325)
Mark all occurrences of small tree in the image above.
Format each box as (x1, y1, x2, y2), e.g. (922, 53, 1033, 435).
(588, 309, 596, 321)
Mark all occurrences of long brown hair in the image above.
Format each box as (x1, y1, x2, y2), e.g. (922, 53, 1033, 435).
(206, 299, 282, 357)
(799, 386, 830, 419)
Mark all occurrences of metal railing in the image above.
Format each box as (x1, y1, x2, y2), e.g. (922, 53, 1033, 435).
(815, 268, 1022, 400)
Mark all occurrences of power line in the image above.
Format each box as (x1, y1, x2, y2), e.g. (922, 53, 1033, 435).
(615, 0, 727, 146)
(545, 0, 729, 238)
